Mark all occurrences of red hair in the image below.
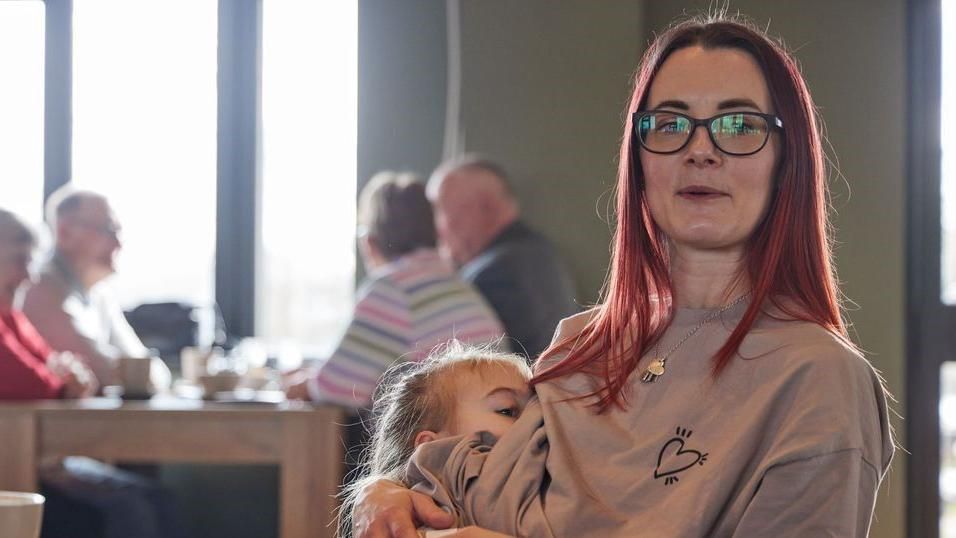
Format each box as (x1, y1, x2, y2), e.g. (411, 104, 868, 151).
(531, 16, 847, 412)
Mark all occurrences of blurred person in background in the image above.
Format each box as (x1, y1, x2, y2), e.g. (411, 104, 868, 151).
(21, 186, 151, 388)
(426, 156, 579, 360)
(284, 171, 506, 407)
(0, 208, 96, 399)
(0, 207, 183, 538)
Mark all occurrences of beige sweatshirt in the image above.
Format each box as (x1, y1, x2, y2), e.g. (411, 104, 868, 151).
(408, 302, 894, 537)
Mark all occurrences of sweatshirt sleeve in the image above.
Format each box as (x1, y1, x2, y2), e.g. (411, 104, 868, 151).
(10, 311, 54, 362)
(406, 399, 556, 538)
(407, 432, 492, 528)
(733, 338, 895, 537)
(732, 449, 880, 537)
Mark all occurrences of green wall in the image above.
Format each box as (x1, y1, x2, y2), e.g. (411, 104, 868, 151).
(455, 0, 643, 303)
(358, 0, 644, 303)
(357, 0, 447, 188)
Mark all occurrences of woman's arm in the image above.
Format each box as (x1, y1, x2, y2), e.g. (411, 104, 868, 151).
(733, 341, 893, 537)
(352, 479, 455, 538)
(732, 449, 881, 537)
(0, 325, 64, 399)
(422, 528, 514, 538)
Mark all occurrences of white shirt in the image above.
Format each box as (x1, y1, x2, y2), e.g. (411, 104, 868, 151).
(20, 253, 147, 386)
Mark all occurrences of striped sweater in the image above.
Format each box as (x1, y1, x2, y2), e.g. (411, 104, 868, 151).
(307, 249, 506, 407)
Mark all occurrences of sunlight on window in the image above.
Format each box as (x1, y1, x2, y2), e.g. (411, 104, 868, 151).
(944, 0, 956, 306)
(942, 7, 956, 538)
(71, 0, 217, 309)
(259, 1, 357, 356)
(943, 362, 956, 538)
(0, 1, 45, 227)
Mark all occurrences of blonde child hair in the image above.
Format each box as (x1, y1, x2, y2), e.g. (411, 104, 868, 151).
(338, 340, 531, 536)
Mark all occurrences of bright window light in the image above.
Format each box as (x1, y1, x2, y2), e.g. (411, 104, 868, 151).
(259, 1, 357, 356)
(71, 0, 217, 309)
(0, 1, 45, 228)
(942, 8, 956, 538)
(944, 0, 956, 305)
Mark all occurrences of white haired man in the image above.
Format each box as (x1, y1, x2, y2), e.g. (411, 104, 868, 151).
(21, 186, 149, 387)
(426, 156, 579, 359)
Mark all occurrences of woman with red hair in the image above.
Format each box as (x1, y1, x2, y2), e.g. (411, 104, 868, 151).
(350, 15, 894, 538)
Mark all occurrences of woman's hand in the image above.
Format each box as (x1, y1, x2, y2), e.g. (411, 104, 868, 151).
(59, 368, 97, 398)
(352, 479, 455, 538)
(48, 352, 98, 398)
(422, 527, 514, 538)
(282, 368, 313, 400)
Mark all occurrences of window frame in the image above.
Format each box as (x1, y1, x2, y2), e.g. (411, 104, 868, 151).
(42, 0, 262, 339)
(906, 0, 956, 536)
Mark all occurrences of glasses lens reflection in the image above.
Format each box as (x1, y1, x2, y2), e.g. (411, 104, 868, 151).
(638, 112, 771, 155)
(710, 114, 769, 154)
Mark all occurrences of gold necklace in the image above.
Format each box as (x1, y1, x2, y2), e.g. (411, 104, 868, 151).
(640, 294, 750, 383)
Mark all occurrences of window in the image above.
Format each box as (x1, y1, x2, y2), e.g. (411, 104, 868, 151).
(944, 0, 956, 305)
(943, 1, 956, 528)
(0, 1, 45, 227)
(71, 0, 217, 309)
(258, 1, 357, 356)
(943, 364, 956, 537)
(910, 0, 956, 534)
(15, 0, 358, 358)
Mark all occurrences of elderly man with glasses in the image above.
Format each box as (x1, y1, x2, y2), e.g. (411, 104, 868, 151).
(21, 186, 149, 387)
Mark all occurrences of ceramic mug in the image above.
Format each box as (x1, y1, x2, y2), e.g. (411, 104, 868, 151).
(117, 356, 153, 399)
(0, 491, 44, 538)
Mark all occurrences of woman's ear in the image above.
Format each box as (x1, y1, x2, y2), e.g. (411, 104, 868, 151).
(414, 430, 441, 448)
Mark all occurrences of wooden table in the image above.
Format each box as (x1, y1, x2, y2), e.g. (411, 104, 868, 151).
(0, 397, 346, 538)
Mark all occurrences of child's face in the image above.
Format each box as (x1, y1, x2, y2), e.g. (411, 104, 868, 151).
(414, 363, 531, 448)
(441, 364, 531, 440)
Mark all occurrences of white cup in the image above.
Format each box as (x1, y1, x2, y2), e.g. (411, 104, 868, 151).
(0, 491, 44, 538)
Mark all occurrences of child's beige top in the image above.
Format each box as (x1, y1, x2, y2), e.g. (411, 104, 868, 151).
(408, 302, 894, 537)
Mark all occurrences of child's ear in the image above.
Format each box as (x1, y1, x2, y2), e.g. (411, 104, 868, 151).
(414, 430, 441, 448)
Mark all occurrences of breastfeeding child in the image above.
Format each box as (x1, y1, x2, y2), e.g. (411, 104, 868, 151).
(341, 341, 533, 538)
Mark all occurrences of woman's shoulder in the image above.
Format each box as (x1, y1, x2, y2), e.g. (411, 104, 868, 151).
(358, 251, 447, 295)
(550, 308, 599, 343)
(366, 249, 452, 284)
(738, 316, 885, 397)
(738, 316, 894, 472)
(739, 308, 859, 362)
(532, 309, 600, 372)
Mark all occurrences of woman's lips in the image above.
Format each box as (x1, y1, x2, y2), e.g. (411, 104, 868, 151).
(676, 185, 729, 200)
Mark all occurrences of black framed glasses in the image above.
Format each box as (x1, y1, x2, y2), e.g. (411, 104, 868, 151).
(633, 110, 784, 156)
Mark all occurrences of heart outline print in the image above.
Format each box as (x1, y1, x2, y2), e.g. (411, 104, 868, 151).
(654, 426, 709, 485)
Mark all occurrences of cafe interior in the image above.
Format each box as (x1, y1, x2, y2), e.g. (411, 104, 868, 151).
(0, 0, 950, 537)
